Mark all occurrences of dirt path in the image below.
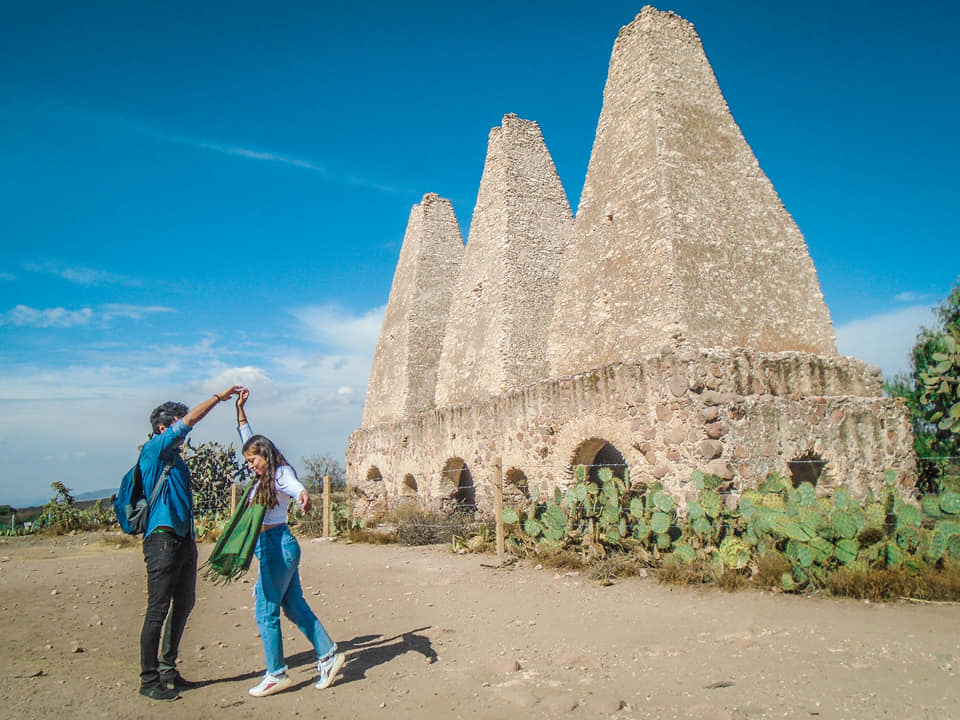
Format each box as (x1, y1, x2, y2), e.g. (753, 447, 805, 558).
(1, 532, 958, 719)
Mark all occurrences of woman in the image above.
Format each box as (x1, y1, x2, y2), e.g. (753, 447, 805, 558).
(236, 388, 345, 697)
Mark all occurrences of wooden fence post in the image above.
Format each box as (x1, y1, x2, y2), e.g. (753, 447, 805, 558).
(230, 484, 237, 515)
(493, 457, 504, 556)
(322, 475, 331, 537)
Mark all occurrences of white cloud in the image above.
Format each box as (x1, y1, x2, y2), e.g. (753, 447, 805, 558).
(190, 366, 275, 398)
(196, 141, 327, 174)
(835, 303, 938, 378)
(0, 304, 94, 328)
(291, 303, 385, 354)
(24, 261, 142, 287)
(100, 304, 177, 321)
(893, 291, 927, 304)
(0, 303, 175, 329)
(0, 304, 387, 503)
(0, 272, 16, 281)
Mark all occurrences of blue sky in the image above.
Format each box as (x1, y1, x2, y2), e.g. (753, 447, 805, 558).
(1, 0, 957, 506)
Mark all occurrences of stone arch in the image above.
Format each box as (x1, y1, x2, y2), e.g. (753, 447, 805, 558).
(788, 451, 827, 488)
(503, 467, 530, 505)
(402, 473, 418, 496)
(358, 465, 388, 520)
(570, 437, 628, 486)
(440, 457, 475, 515)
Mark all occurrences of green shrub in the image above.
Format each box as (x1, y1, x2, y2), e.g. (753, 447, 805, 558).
(502, 466, 960, 600)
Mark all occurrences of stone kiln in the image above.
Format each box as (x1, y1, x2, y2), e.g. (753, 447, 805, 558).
(346, 6, 914, 519)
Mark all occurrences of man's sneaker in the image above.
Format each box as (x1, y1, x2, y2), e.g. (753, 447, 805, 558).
(139, 682, 180, 701)
(159, 669, 200, 691)
(316, 650, 345, 690)
(249, 672, 292, 697)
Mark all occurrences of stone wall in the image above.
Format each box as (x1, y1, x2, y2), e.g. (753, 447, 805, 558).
(347, 346, 915, 517)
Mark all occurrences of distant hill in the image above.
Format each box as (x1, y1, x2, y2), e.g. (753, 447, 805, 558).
(0, 488, 115, 512)
(75, 488, 116, 502)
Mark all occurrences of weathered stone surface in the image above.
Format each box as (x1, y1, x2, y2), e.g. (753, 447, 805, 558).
(435, 114, 573, 406)
(349, 348, 914, 516)
(362, 194, 464, 427)
(547, 7, 836, 380)
(705, 422, 729, 439)
(700, 406, 719, 422)
(705, 460, 734, 480)
(699, 440, 724, 460)
(668, 374, 689, 397)
(665, 425, 687, 444)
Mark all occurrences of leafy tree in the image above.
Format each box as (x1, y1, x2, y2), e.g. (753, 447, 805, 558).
(301, 453, 346, 492)
(887, 279, 960, 493)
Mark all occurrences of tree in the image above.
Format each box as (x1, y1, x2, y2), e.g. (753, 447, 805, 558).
(301, 453, 346, 492)
(181, 439, 247, 515)
(887, 279, 960, 493)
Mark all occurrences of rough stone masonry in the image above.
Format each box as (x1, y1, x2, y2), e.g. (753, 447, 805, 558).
(346, 6, 915, 520)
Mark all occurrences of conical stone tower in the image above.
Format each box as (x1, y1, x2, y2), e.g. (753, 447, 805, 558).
(361, 193, 464, 427)
(435, 114, 573, 406)
(548, 7, 836, 379)
(346, 8, 914, 519)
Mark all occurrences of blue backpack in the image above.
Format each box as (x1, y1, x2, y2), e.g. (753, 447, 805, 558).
(114, 457, 171, 535)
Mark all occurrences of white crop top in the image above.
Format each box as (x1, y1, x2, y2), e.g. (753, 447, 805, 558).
(238, 423, 307, 526)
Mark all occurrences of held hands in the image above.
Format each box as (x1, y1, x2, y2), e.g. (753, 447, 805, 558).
(236, 387, 250, 408)
(215, 385, 244, 402)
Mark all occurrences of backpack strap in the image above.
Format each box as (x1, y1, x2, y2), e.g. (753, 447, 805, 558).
(146, 463, 173, 508)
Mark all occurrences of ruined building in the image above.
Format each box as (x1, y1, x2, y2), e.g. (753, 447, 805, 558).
(346, 6, 915, 518)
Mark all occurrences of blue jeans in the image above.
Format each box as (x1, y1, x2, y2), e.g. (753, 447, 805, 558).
(254, 524, 335, 674)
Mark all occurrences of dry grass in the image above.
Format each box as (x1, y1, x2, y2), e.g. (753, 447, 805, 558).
(753, 553, 793, 590)
(714, 568, 752, 592)
(657, 557, 716, 586)
(588, 547, 658, 583)
(347, 527, 397, 544)
(825, 564, 960, 602)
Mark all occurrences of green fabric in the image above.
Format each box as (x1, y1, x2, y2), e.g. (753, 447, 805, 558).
(202, 490, 266, 584)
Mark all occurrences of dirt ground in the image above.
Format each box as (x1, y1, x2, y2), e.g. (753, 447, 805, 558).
(1, 532, 958, 720)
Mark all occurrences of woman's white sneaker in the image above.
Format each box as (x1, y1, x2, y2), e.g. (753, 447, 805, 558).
(316, 652, 345, 690)
(249, 672, 292, 697)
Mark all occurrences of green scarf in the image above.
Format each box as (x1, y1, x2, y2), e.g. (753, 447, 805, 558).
(202, 488, 266, 584)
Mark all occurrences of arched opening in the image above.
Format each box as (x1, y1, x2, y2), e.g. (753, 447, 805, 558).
(788, 451, 827, 488)
(402, 473, 418, 496)
(441, 457, 475, 515)
(361, 465, 387, 520)
(570, 437, 628, 486)
(503, 468, 530, 505)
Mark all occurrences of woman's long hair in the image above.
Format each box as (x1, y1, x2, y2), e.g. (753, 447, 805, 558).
(242, 434, 293, 509)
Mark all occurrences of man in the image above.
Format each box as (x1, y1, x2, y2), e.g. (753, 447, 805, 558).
(138, 385, 243, 701)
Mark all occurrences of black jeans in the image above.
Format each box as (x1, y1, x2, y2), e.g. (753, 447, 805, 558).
(139, 531, 197, 685)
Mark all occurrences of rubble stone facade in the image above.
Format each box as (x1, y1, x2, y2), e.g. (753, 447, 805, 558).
(346, 6, 915, 519)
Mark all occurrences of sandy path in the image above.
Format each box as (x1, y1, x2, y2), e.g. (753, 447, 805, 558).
(1, 532, 958, 719)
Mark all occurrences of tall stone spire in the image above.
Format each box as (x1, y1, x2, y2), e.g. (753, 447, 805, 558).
(548, 7, 837, 379)
(361, 193, 464, 427)
(435, 114, 573, 406)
